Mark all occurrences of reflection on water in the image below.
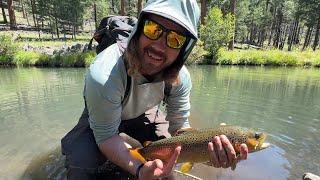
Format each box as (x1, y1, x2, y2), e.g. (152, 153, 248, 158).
(0, 68, 85, 179)
(0, 66, 319, 179)
(22, 147, 66, 180)
(188, 66, 320, 179)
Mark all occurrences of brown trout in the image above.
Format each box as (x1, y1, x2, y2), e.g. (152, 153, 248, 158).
(130, 125, 269, 172)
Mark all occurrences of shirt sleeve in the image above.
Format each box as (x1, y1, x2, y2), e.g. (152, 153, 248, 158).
(84, 46, 126, 145)
(165, 66, 192, 134)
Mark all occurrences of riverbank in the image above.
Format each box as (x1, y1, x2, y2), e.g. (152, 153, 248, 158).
(217, 49, 320, 67)
(0, 48, 96, 67)
(1, 34, 320, 68)
(0, 34, 96, 67)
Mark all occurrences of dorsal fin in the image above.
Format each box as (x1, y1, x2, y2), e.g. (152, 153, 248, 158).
(143, 141, 152, 147)
(174, 128, 198, 136)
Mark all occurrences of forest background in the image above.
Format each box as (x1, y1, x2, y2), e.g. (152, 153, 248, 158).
(0, 0, 319, 67)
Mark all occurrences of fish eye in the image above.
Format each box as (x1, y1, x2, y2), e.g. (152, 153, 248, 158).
(255, 132, 261, 139)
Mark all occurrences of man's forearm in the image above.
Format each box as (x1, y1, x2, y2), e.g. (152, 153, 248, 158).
(98, 134, 143, 175)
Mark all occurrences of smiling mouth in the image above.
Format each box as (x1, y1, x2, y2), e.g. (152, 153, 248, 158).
(147, 49, 163, 61)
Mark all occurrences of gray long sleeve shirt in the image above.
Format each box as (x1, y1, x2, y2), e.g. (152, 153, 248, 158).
(84, 44, 192, 145)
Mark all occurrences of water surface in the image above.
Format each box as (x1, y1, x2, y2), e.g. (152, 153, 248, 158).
(0, 66, 319, 179)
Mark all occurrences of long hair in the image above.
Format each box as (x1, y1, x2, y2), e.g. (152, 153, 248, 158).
(124, 32, 185, 85)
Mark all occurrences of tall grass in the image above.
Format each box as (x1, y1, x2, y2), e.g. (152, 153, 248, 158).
(1, 50, 96, 67)
(13, 51, 41, 66)
(0, 35, 18, 65)
(217, 49, 320, 67)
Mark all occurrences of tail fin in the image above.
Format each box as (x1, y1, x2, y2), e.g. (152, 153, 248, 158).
(129, 148, 147, 163)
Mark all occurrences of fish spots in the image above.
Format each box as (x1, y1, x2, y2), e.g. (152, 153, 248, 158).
(139, 126, 267, 163)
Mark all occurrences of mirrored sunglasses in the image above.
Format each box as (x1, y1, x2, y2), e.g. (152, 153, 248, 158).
(143, 19, 187, 49)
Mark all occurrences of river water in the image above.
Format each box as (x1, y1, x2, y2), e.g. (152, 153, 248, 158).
(0, 66, 319, 180)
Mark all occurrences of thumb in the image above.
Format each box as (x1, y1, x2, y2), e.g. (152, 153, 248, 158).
(151, 159, 163, 170)
(141, 159, 164, 179)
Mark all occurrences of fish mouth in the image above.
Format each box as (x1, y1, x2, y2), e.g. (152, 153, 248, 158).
(248, 132, 270, 152)
(254, 133, 270, 151)
(259, 142, 270, 149)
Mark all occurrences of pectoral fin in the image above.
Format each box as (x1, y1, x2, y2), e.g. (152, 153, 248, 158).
(180, 162, 194, 173)
(129, 149, 147, 163)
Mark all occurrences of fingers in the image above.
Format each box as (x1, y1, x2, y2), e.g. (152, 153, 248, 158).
(213, 135, 228, 168)
(140, 159, 163, 179)
(220, 135, 237, 167)
(209, 135, 237, 169)
(152, 159, 164, 170)
(208, 142, 220, 168)
(237, 143, 248, 161)
(151, 146, 180, 179)
(164, 146, 181, 172)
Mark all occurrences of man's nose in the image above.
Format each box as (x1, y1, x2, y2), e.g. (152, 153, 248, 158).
(154, 31, 167, 48)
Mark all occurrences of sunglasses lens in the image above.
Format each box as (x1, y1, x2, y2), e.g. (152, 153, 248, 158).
(143, 19, 187, 49)
(143, 20, 162, 40)
(167, 31, 186, 49)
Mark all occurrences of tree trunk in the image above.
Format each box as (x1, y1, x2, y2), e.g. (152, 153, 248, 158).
(49, 21, 54, 39)
(279, 25, 288, 50)
(93, 2, 97, 30)
(258, 28, 266, 47)
(288, 19, 299, 51)
(8, 0, 16, 29)
(30, 0, 37, 27)
(273, 8, 283, 49)
(25, 11, 30, 26)
(120, 0, 125, 15)
(312, 15, 320, 51)
(18, 0, 26, 18)
(268, 23, 274, 46)
(22, 0, 30, 27)
(73, 24, 76, 40)
(306, 27, 313, 49)
(137, 0, 143, 17)
(0, 0, 8, 23)
(249, 20, 254, 44)
(55, 16, 59, 39)
(111, 0, 115, 14)
(303, 26, 312, 50)
(228, 0, 237, 50)
(200, 0, 207, 25)
(63, 24, 66, 41)
(294, 26, 301, 45)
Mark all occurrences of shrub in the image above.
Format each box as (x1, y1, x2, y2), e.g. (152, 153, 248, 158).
(217, 49, 309, 67)
(80, 51, 96, 67)
(186, 40, 208, 65)
(13, 51, 41, 66)
(313, 55, 320, 67)
(200, 7, 235, 63)
(0, 55, 13, 65)
(0, 35, 18, 65)
(35, 54, 51, 66)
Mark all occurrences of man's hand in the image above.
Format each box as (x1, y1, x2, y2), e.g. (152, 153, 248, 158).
(208, 135, 248, 170)
(139, 146, 181, 180)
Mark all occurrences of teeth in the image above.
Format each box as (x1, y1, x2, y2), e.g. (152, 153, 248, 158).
(147, 50, 162, 60)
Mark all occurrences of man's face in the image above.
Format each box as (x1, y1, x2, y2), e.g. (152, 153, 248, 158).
(138, 14, 187, 76)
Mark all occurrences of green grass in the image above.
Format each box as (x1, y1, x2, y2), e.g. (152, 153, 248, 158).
(217, 49, 320, 67)
(1, 34, 96, 67)
(1, 50, 96, 67)
(13, 51, 41, 66)
(0, 30, 91, 48)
